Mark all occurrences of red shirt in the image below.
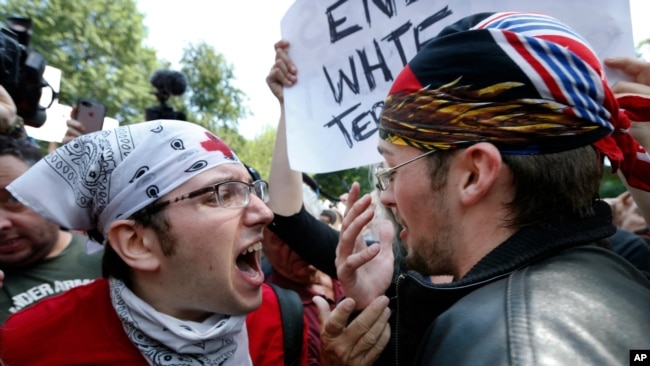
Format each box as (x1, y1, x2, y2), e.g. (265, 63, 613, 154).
(1, 279, 307, 366)
(0, 278, 147, 365)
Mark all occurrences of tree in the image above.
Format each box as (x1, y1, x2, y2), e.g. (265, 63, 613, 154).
(180, 42, 249, 131)
(314, 166, 374, 200)
(1, 0, 159, 124)
(237, 125, 277, 180)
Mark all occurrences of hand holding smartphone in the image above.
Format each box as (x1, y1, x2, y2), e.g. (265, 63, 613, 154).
(76, 98, 106, 133)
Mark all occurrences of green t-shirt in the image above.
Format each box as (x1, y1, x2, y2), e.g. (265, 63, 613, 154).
(0, 233, 103, 323)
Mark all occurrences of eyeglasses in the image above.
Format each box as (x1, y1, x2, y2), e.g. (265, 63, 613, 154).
(39, 82, 59, 109)
(374, 149, 437, 191)
(130, 180, 269, 218)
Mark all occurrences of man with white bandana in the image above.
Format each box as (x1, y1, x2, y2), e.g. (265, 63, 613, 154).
(0, 119, 273, 365)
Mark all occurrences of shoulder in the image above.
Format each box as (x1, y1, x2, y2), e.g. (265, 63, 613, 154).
(421, 246, 650, 365)
(0, 279, 118, 362)
(3, 278, 108, 328)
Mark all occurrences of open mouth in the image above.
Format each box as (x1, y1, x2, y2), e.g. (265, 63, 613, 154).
(0, 237, 22, 253)
(236, 242, 262, 275)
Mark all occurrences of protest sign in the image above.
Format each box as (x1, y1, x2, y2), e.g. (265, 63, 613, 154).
(281, 0, 635, 173)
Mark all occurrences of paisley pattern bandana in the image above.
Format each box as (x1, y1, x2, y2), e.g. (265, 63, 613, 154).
(7, 119, 243, 238)
(380, 12, 650, 191)
(109, 278, 251, 366)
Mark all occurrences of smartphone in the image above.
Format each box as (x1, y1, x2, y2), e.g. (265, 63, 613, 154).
(76, 98, 106, 133)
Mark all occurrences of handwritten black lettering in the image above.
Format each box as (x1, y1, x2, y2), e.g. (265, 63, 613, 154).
(327, 0, 363, 43)
(324, 101, 385, 147)
(319, 4, 454, 149)
(362, 0, 397, 27)
(351, 101, 383, 142)
(323, 57, 361, 104)
(323, 103, 362, 147)
(357, 39, 393, 92)
(322, 6, 451, 104)
(381, 21, 412, 67)
(415, 6, 453, 51)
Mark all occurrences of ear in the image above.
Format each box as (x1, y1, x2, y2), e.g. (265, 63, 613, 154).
(620, 191, 633, 206)
(107, 220, 161, 272)
(457, 143, 503, 206)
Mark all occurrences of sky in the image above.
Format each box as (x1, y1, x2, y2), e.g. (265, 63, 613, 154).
(136, 0, 650, 140)
(136, 0, 295, 140)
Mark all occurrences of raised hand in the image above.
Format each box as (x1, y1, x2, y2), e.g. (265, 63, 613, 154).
(0, 85, 17, 132)
(267, 40, 297, 104)
(336, 182, 394, 309)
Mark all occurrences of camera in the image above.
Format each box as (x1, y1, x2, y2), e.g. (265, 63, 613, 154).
(144, 69, 187, 121)
(0, 17, 49, 127)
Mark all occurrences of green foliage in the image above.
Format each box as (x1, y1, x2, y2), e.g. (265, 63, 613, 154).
(237, 126, 276, 181)
(180, 42, 249, 131)
(1, 0, 159, 124)
(600, 164, 626, 198)
(314, 166, 373, 200)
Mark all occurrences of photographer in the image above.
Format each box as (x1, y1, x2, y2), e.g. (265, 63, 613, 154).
(0, 17, 50, 141)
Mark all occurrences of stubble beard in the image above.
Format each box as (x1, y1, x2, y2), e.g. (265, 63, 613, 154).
(402, 197, 455, 277)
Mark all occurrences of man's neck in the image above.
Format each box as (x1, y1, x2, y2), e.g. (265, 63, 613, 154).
(453, 209, 514, 279)
(46, 230, 72, 259)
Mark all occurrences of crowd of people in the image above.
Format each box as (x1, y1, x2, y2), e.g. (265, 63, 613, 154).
(1, 10, 649, 366)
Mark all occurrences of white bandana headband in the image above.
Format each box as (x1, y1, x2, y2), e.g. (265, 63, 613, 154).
(7, 120, 243, 238)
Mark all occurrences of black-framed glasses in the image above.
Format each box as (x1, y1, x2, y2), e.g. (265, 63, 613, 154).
(131, 180, 269, 218)
(39, 81, 59, 109)
(374, 149, 437, 191)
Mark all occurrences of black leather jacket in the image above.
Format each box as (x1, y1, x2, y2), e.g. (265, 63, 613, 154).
(271, 202, 650, 365)
(379, 201, 650, 365)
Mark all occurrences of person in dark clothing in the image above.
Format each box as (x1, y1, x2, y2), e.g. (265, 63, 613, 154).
(272, 12, 650, 365)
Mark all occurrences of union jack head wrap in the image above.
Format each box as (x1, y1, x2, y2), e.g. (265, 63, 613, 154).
(380, 12, 650, 191)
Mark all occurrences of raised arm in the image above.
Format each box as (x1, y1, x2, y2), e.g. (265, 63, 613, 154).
(267, 40, 301, 216)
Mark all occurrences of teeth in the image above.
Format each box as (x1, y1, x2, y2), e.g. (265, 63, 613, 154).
(242, 242, 262, 255)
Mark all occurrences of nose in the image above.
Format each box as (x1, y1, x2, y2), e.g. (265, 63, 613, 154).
(378, 186, 396, 209)
(0, 210, 13, 231)
(246, 194, 274, 226)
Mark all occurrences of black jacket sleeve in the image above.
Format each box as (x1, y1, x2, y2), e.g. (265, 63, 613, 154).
(267, 205, 339, 278)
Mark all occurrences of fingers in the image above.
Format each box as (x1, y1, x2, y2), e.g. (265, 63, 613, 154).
(0, 85, 17, 115)
(378, 219, 395, 256)
(267, 39, 297, 103)
(605, 57, 650, 86)
(610, 80, 650, 95)
(319, 296, 355, 339)
(346, 182, 362, 213)
(0, 85, 17, 130)
(319, 296, 391, 366)
(337, 193, 373, 261)
(348, 296, 391, 362)
(62, 119, 85, 144)
(604, 57, 646, 75)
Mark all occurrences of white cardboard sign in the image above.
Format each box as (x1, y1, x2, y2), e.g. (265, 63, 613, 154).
(281, 0, 635, 173)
